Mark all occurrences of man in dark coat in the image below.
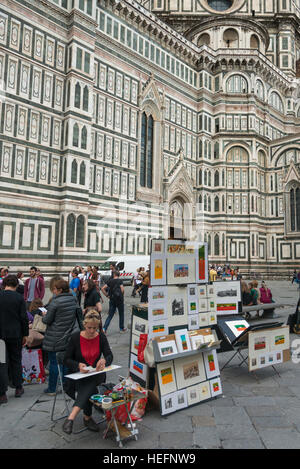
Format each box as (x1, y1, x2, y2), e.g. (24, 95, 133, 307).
(0, 275, 29, 404)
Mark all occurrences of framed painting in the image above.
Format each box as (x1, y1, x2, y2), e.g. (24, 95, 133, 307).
(175, 389, 188, 411)
(130, 333, 140, 356)
(129, 353, 148, 382)
(165, 240, 196, 256)
(157, 339, 178, 358)
(198, 298, 208, 313)
(187, 284, 198, 315)
(132, 315, 149, 337)
(151, 239, 164, 254)
(174, 328, 192, 353)
(203, 349, 220, 379)
(198, 312, 210, 327)
(167, 257, 196, 285)
(148, 320, 169, 340)
(209, 377, 222, 397)
(174, 353, 206, 390)
(150, 254, 166, 286)
(188, 314, 199, 331)
(161, 391, 178, 416)
(157, 360, 177, 396)
(198, 380, 211, 402)
(187, 384, 201, 406)
(167, 286, 188, 328)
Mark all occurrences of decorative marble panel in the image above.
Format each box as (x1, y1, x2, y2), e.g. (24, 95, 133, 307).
(32, 68, 42, 101)
(95, 167, 103, 193)
(27, 151, 37, 180)
(34, 32, 44, 61)
(0, 13, 8, 45)
(4, 104, 15, 135)
(44, 73, 53, 104)
(105, 135, 112, 162)
(98, 96, 105, 126)
(22, 26, 32, 55)
(10, 20, 21, 50)
(114, 139, 121, 165)
(116, 73, 123, 98)
(56, 43, 65, 70)
(30, 112, 40, 141)
(99, 64, 107, 90)
(122, 141, 128, 167)
(15, 147, 25, 177)
(104, 168, 111, 195)
(17, 108, 27, 138)
(97, 133, 104, 160)
(7, 59, 17, 92)
(20, 64, 30, 96)
(124, 77, 130, 101)
(129, 144, 136, 169)
(1, 145, 12, 175)
(115, 102, 122, 132)
(106, 99, 114, 129)
(112, 171, 120, 196)
(39, 153, 48, 181)
(107, 68, 115, 94)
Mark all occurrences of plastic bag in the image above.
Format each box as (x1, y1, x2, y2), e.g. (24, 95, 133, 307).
(137, 333, 148, 363)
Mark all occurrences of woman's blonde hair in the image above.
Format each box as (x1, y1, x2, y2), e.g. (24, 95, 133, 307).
(83, 309, 102, 329)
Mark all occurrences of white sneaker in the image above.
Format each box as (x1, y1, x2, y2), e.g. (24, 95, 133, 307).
(119, 328, 127, 334)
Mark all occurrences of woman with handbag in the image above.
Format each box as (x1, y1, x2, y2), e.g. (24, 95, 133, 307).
(41, 279, 83, 396)
(62, 310, 113, 434)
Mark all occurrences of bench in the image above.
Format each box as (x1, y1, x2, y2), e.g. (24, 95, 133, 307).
(242, 303, 285, 320)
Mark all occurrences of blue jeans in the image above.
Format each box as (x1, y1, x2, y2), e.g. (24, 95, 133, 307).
(47, 351, 68, 393)
(104, 300, 124, 332)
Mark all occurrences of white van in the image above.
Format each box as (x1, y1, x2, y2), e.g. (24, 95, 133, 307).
(98, 255, 150, 285)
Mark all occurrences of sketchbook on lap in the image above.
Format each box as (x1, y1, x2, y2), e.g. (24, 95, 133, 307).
(65, 364, 121, 380)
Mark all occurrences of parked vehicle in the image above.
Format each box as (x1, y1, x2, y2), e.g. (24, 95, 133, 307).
(98, 255, 150, 285)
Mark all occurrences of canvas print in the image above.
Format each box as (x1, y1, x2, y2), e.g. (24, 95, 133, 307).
(203, 350, 220, 379)
(209, 377, 222, 397)
(158, 340, 178, 358)
(175, 353, 206, 389)
(175, 328, 192, 353)
(157, 361, 177, 396)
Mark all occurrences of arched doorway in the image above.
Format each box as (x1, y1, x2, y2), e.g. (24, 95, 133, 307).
(169, 200, 185, 239)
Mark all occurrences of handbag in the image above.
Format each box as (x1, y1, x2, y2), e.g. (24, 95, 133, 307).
(32, 314, 47, 333)
(137, 333, 148, 363)
(26, 329, 44, 348)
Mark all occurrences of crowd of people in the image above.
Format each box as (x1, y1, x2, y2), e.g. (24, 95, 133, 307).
(0, 263, 126, 434)
(209, 264, 242, 282)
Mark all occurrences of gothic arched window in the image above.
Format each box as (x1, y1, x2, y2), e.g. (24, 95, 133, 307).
(80, 161, 86, 185)
(214, 170, 219, 187)
(140, 112, 154, 188)
(71, 159, 78, 184)
(226, 75, 248, 93)
(214, 195, 219, 212)
(81, 126, 87, 149)
(73, 123, 79, 147)
(83, 86, 89, 111)
(290, 186, 300, 231)
(214, 233, 220, 255)
(74, 82, 81, 108)
(66, 213, 76, 247)
(76, 215, 85, 248)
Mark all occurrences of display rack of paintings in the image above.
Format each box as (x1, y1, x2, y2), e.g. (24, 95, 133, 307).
(129, 239, 222, 412)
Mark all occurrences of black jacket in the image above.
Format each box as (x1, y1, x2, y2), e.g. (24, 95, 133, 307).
(0, 290, 29, 339)
(42, 293, 83, 352)
(63, 331, 113, 372)
(83, 287, 101, 309)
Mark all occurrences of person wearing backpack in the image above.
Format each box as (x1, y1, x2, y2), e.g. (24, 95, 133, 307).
(101, 271, 127, 334)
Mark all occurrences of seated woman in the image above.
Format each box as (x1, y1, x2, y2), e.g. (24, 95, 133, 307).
(249, 280, 261, 319)
(62, 310, 113, 435)
(241, 281, 253, 320)
(259, 281, 274, 317)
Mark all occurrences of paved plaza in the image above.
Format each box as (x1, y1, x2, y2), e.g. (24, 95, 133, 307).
(0, 280, 300, 450)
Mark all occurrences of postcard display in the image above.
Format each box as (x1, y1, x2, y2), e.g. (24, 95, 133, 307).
(248, 325, 290, 372)
(129, 239, 223, 416)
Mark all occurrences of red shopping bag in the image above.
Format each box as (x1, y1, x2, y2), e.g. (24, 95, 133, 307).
(137, 334, 148, 363)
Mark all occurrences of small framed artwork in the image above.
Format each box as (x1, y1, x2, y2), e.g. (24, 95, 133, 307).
(148, 286, 168, 303)
(206, 284, 214, 298)
(165, 240, 196, 255)
(130, 333, 140, 355)
(148, 320, 169, 340)
(157, 339, 178, 358)
(132, 315, 149, 337)
(195, 243, 208, 284)
(198, 285, 207, 297)
(209, 377, 222, 397)
(208, 299, 216, 312)
(167, 257, 196, 285)
(198, 312, 210, 327)
(187, 384, 201, 406)
(150, 254, 167, 285)
(224, 320, 249, 338)
(203, 350, 220, 379)
(199, 298, 208, 312)
(161, 391, 178, 415)
(174, 353, 206, 390)
(187, 284, 199, 315)
(199, 381, 211, 402)
(174, 328, 192, 353)
(148, 286, 168, 321)
(209, 312, 217, 325)
(175, 389, 188, 411)
(188, 314, 199, 331)
(130, 353, 148, 382)
(151, 239, 164, 254)
(157, 360, 177, 396)
(167, 286, 188, 327)
(190, 334, 205, 351)
(271, 326, 290, 352)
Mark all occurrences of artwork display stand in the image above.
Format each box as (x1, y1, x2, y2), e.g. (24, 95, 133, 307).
(216, 317, 290, 376)
(128, 238, 223, 416)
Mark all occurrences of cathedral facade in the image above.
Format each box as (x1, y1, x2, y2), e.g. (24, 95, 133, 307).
(0, 0, 299, 275)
